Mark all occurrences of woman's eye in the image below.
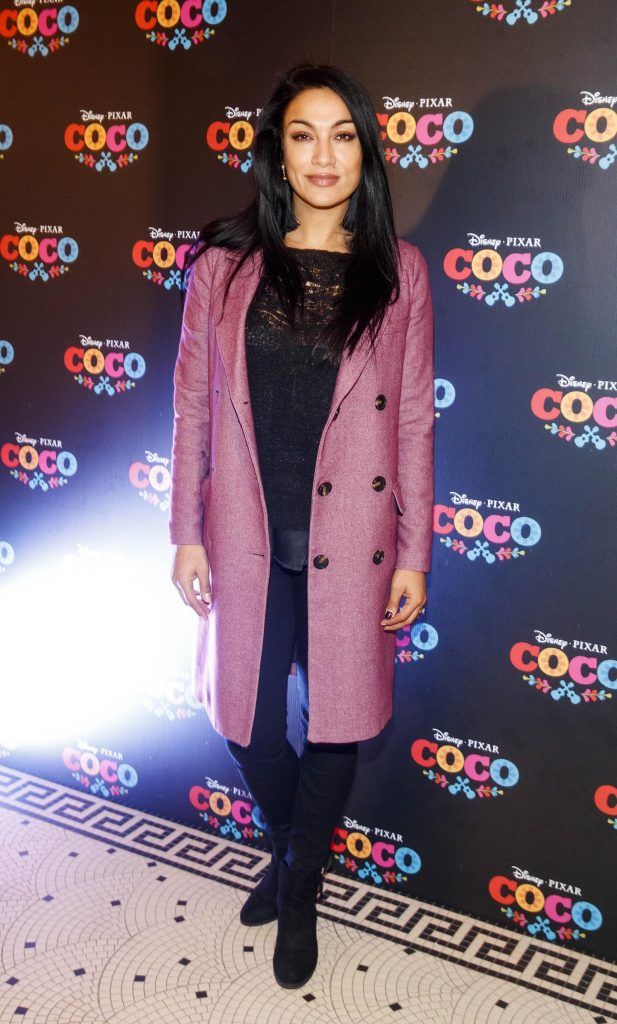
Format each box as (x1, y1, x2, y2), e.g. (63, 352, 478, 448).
(290, 132, 356, 142)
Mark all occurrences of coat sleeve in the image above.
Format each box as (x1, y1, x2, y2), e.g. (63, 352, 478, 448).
(395, 245, 435, 572)
(168, 247, 215, 545)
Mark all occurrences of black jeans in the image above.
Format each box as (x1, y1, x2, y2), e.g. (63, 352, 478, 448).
(225, 554, 359, 872)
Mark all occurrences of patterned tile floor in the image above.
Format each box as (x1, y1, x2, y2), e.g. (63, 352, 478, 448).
(0, 767, 615, 1023)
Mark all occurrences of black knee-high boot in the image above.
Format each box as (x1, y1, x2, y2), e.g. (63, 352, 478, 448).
(226, 738, 300, 925)
(286, 739, 359, 872)
(273, 740, 358, 987)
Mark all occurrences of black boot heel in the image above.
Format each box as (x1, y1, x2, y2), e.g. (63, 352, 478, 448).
(272, 857, 326, 988)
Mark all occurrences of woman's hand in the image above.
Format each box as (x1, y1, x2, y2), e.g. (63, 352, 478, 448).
(380, 568, 427, 631)
(171, 544, 212, 619)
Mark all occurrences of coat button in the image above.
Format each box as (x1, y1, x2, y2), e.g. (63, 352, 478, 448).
(313, 554, 329, 569)
(373, 549, 385, 564)
(317, 481, 332, 496)
(375, 394, 386, 410)
(372, 475, 386, 491)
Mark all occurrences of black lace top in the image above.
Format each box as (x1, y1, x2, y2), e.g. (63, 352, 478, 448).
(245, 247, 352, 571)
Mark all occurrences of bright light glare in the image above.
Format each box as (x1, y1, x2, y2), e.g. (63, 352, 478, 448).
(0, 543, 195, 749)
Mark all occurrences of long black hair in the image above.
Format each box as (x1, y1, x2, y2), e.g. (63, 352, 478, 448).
(182, 62, 401, 366)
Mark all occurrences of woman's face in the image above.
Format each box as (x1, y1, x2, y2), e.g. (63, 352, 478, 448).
(281, 87, 362, 213)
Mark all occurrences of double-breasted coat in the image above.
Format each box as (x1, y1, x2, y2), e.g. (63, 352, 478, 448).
(168, 237, 435, 746)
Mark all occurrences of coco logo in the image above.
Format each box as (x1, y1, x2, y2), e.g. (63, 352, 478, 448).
(470, 1, 571, 28)
(65, 335, 146, 396)
(411, 729, 520, 800)
(133, 228, 198, 289)
(206, 109, 256, 172)
(511, 632, 616, 706)
(1, 3, 79, 57)
(531, 373, 617, 452)
(378, 100, 474, 168)
(2, 433, 78, 491)
(435, 492, 541, 563)
(594, 784, 617, 831)
(0, 540, 15, 575)
(0, 123, 13, 157)
(135, 0, 226, 49)
(129, 451, 171, 512)
(553, 92, 617, 170)
(332, 820, 421, 886)
(65, 111, 149, 172)
(396, 616, 438, 667)
(0, 338, 14, 375)
(489, 868, 602, 945)
(141, 672, 202, 720)
(1, 224, 79, 281)
(434, 377, 455, 419)
(189, 781, 267, 842)
(63, 745, 138, 799)
(444, 234, 563, 306)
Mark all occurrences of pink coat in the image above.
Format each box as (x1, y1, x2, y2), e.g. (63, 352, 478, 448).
(168, 238, 435, 746)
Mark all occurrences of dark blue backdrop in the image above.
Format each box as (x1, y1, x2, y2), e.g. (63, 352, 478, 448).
(0, 0, 615, 961)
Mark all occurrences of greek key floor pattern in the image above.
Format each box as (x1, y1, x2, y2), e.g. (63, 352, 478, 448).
(0, 766, 615, 1023)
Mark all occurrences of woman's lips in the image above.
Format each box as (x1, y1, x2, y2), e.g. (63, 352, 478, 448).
(307, 175, 339, 186)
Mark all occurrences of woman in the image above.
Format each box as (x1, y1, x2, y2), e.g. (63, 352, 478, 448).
(169, 63, 435, 989)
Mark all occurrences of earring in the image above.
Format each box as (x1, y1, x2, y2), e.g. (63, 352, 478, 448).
(281, 162, 287, 181)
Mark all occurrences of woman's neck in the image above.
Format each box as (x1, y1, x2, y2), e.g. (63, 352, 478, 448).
(283, 229, 352, 254)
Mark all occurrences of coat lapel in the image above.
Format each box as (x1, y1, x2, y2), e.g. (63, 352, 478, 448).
(213, 247, 392, 487)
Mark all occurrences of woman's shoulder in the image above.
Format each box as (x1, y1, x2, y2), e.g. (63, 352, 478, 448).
(194, 243, 228, 266)
(188, 244, 238, 283)
(396, 238, 431, 289)
(395, 236, 423, 266)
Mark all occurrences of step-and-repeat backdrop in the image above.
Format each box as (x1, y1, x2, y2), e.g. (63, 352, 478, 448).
(1, 0, 616, 961)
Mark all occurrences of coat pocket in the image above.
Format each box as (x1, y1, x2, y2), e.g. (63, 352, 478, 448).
(391, 479, 405, 516)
